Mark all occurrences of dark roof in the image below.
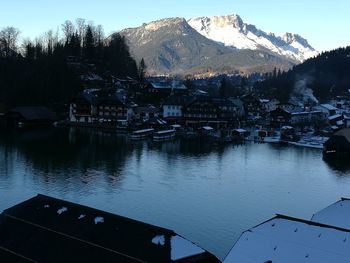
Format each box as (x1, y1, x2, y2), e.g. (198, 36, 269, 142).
(8, 107, 56, 121)
(334, 128, 350, 143)
(0, 195, 219, 263)
(76, 89, 127, 107)
(163, 96, 195, 106)
(134, 106, 160, 113)
(212, 98, 236, 108)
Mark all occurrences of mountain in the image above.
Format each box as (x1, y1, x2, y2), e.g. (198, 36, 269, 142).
(188, 15, 318, 62)
(255, 46, 350, 102)
(120, 15, 317, 76)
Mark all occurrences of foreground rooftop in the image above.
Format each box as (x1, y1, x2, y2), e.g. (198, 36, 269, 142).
(223, 214, 350, 263)
(0, 194, 219, 263)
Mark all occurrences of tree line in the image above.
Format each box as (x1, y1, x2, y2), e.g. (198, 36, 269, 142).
(255, 47, 350, 102)
(0, 18, 142, 109)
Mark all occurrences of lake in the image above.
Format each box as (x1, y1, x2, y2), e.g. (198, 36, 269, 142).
(1, 128, 350, 260)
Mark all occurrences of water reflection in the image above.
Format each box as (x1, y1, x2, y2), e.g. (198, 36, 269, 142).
(1, 128, 350, 260)
(324, 158, 350, 174)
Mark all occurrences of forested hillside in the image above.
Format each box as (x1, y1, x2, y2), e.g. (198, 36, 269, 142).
(0, 19, 140, 108)
(255, 47, 350, 102)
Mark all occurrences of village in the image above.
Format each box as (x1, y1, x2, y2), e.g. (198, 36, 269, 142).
(1, 69, 350, 151)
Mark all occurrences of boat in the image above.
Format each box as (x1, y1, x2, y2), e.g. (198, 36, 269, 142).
(153, 129, 176, 141)
(130, 128, 154, 140)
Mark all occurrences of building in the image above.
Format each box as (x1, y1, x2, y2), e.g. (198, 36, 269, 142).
(312, 198, 350, 229)
(290, 110, 324, 125)
(270, 108, 324, 128)
(260, 99, 280, 113)
(183, 97, 228, 129)
(229, 99, 245, 119)
(240, 94, 262, 117)
(270, 108, 292, 127)
(318, 104, 338, 117)
(162, 96, 194, 120)
(323, 128, 350, 159)
(276, 101, 299, 112)
(6, 106, 56, 128)
(0, 194, 220, 263)
(223, 214, 350, 263)
(146, 82, 188, 97)
(328, 114, 343, 126)
(132, 105, 160, 121)
(212, 98, 241, 121)
(224, 199, 350, 263)
(69, 89, 130, 125)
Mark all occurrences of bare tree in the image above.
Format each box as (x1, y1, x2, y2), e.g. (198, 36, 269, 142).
(0, 26, 20, 57)
(75, 18, 86, 46)
(44, 30, 54, 54)
(95, 24, 104, 45)
(61, 20, 74, 43)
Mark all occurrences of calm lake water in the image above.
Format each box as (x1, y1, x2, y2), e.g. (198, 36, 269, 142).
(1, 128, 350, 259)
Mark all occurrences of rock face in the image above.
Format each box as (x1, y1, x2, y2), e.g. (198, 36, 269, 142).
(188, 14, 318, 62)
(120, 15, 317, 76)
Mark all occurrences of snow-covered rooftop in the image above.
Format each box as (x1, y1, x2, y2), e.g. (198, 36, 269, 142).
(329, 114, 342, 120)
(321, 104, 338, 111)
(223, 215, 350, 263)
(312, 199, 350, 230)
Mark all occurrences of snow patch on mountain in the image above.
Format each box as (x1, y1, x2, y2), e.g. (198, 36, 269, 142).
(188, 14, 318, 62)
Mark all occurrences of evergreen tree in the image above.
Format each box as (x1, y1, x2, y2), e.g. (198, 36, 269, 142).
(83, 25, 95, 60)
(138, 58, 146, 84)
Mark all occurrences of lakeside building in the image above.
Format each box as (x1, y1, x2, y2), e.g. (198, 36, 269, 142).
(270, 108, 325, 128)
(69, 89, 132, 125)
(162, 96, 194, 120)
(0, 195, 220, 263)
(240, 94, 262, 117)
(317, 104, 338, 117)
(6, 106, 56, 128)
(323, 128, 350, 159)
(182, 97, 239, 129)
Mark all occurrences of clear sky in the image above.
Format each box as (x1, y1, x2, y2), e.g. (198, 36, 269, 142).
(1, 0, 349, 51)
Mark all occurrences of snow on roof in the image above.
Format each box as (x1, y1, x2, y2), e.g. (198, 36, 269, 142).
(321, 104, 338, 111)
(202, 126, 214, 131)
(154, 129, 175, 135)
(223, 215, 350, 263)
(170, 235, 205, 261)
(312, 199, 350, 230)
(328, 114, 342, 120)
(233, 129, 247, 133)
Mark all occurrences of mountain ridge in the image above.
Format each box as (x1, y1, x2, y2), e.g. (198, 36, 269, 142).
(187, 14, 318, 62)
(120, 14, 317, 76)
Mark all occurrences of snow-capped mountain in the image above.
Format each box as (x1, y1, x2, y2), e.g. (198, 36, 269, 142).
(121, 17, 295, 76)
(187, 14, 318, 62)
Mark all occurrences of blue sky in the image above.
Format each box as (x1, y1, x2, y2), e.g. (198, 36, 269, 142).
(1, 0, 349, 51)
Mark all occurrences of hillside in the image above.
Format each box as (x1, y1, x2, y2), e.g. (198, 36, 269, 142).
(120, 17, 297, 76)
(255, 46, 350, 102)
